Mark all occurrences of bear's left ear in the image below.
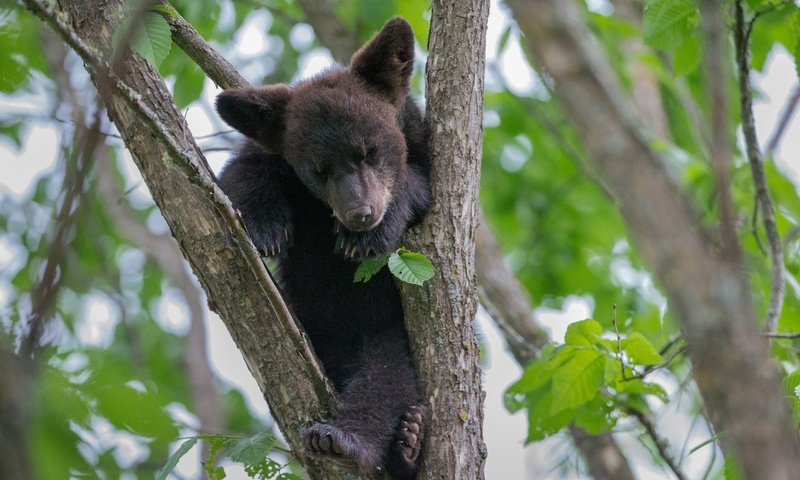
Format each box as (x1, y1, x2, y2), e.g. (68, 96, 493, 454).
(350, 18, 414, 105)
(215, 85, 292, 151)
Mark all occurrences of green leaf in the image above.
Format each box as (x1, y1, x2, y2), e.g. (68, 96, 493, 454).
(525, 389, 575, 442)
(173, 63, 205, 108)
(551, 349, 606, 414)
(114, 13, 172, 67)
(156, 436, 198, 480)
(387, 249, 434, 285)
(643, 0, 699, 51)
(0, 26, 29, 92)
(564, 319, 603, 346)
(620, 332, 664, 365)
(616, 378, 669, 403)
(784, 370, 800, 397)
(724, 454, 744, 480)
(574, 396, 616, 434)
(673, 33, 703, 75)
(354, 254, 390, 283)
(277, 474, 304, 480)
(227, 432, 276, 465)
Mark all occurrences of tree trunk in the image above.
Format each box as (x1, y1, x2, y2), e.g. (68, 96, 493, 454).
(507, 0, 800, 478)
(398, 1, 490, 479)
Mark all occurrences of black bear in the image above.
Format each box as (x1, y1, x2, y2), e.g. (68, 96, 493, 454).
(215, 18, 430, 479)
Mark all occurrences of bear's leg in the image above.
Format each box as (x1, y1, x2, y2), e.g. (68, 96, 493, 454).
(303, 332, 422, 477)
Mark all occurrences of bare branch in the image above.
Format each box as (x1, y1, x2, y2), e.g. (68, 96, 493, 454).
(629, 408, 688, 480)
(763, 83, 800, 158)
(762, 331, 800, 339)
(734, 0, 785, 333)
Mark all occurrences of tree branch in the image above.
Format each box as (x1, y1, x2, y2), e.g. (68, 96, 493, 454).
(734, 0, 785, 333)
(22, 1, 356, 477)
(294, 0, 361, 64)
(763, 83, 800, 158)
(629, 408, 687, 480)
(701, 0, 740, 259)
(506, 0, 800, 478)
(157, 2, 248, 89)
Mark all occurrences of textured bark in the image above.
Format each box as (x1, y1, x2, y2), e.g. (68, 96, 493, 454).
(27, 0, 359, 477)
(396, 1, 490, 479)
(507, 0, 800, 478)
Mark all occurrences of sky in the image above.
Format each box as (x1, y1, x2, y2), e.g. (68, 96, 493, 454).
(0, 0, 799, 478)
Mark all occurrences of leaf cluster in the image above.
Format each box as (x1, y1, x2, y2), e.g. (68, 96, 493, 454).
(504, 320, 669, 442)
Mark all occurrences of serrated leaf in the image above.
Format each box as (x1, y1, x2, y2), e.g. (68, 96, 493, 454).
(114, 13, 172, 67)
(387, 249, 434, 285)
(643, 0, 698, 51)
(156, 436, 198, 480)
(621, 332, 664, 365)
(551, 349, 606, 414)
(227, 432, 276, 465)
(354, 254, 390, 283)
(564, 319, 603, 346)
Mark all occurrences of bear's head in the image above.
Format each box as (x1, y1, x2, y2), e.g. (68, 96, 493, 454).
(216, 18, 415, 232)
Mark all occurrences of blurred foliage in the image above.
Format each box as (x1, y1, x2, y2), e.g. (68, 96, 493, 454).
(1, 0, 800, 478)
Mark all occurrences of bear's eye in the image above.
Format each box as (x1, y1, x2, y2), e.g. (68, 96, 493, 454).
(314, 164, 328, 178)
(363, 146, 378, 164)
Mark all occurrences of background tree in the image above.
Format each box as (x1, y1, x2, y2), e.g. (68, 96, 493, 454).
(1, 0, 799, 479)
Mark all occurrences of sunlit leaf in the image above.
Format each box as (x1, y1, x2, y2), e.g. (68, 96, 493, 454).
(551, 349, 606, 414)
(387, 249, 434, 285)
(621, 332, 664, 365)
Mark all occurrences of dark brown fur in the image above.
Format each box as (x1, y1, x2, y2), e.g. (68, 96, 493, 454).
(215, 18, 430, 479)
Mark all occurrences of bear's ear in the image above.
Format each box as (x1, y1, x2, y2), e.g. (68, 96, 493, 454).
(215, 85, 292, 150)
(350, 18, 414, 105)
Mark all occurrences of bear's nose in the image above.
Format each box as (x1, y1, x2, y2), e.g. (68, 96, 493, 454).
(345, 206, 373, 228)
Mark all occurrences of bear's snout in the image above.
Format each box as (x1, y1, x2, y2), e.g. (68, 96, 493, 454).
(345, 206, 375, 231)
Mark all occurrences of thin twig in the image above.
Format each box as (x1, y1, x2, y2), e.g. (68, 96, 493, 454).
(611, 304, 629, 378)
(763, 83, 800, 158)
(629, 408, 689, 480)
(761, 332, 800, 339)
(734, 0, 785, 333)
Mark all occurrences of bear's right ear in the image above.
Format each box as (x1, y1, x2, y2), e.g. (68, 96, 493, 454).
(215, 86, 292, 151)
(350, 18, 414, 105)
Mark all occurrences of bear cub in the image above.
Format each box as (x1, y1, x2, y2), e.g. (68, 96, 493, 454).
(215, 18, 430, 479)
